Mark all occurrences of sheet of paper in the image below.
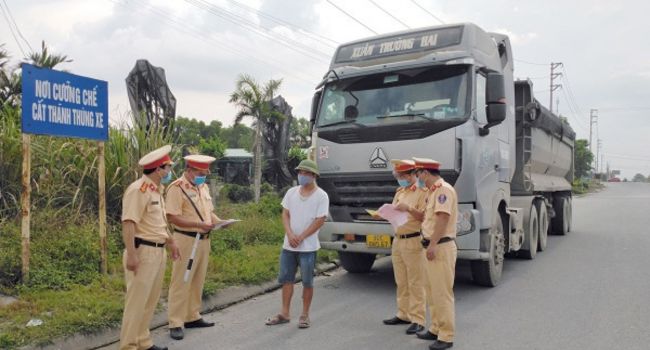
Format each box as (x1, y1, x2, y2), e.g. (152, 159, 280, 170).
(365, 209, 379, 217)
(376, 204, 409, 231)
(214, 219, 241, 230)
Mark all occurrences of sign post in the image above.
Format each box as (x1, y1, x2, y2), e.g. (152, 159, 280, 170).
(21, 134, 31, 282)
(21, 63, 109, 280)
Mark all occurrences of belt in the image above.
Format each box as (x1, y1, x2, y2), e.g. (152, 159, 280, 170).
(175, 229, 210, 240)
(135, 237, 166, 248)
(420, 236, 455, 248)
(396, 232, 421, 239)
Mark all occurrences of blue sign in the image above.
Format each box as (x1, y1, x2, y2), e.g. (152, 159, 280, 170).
(21, 63, 108, 141)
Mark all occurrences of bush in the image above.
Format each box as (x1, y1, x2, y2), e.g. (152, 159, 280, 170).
(221, 184, 254, 203)
(260, 182, 274, 196)
(0, 210, 102, 290)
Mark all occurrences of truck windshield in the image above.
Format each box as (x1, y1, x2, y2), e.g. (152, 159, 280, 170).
(317, 65, 470, 128)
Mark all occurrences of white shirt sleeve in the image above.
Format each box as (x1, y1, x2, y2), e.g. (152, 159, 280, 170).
(315, 189, 330, 218)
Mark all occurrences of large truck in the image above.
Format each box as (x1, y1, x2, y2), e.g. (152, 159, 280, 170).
(308, 23, 575, 286)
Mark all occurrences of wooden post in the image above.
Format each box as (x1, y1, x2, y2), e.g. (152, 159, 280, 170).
(21, 134, 31, 283)
(98, 141, 108, 274)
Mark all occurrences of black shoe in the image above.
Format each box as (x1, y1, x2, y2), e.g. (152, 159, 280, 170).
(416, 331, 438, 340)
(146, 345, 168, 350)
(429, 340, 453, 349)
(184, 318, 215, 328)
(406, 323, 425, 334)
(169, 327, 184, 340)
(382, 316, 410, 325)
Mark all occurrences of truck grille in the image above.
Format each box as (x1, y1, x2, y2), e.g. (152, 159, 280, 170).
(319, 171, 459, 222)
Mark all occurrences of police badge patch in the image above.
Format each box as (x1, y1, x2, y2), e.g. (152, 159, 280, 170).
(438, 194, 447, 204)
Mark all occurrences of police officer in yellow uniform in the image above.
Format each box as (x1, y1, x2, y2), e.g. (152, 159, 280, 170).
(120, 145, 180, 350)
(412, 158, 458, 350)
(382, 159, 428, 335)
(166, 154, 228, 340)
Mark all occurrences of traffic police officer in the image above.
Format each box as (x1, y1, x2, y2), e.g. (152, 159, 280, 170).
(120, 145, 180, 350)
(382, 159, 428, 335)
(166, 154, 226, 340)
(413, 157, 458, 350)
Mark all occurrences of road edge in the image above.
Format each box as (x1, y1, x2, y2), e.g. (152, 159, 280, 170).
(21, 261, 340, 350)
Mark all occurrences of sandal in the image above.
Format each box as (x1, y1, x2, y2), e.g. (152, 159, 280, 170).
(298, 315, 310, 329)
(265, 314, 290, 326)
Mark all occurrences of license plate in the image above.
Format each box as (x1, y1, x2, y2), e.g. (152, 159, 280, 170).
(366, 234, 391, 248)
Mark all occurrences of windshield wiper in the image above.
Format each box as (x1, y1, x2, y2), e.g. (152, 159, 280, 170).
(319, 119, 365, 128)
(377, 113, 435, 121)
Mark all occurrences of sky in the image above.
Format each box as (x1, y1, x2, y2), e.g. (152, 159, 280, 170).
(1, 0, 649, 179)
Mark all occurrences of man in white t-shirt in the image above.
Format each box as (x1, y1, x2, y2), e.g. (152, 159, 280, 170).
(265, 159, 329, 329)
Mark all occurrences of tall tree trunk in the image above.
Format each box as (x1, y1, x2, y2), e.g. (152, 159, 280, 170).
(254, 117, 262, 203)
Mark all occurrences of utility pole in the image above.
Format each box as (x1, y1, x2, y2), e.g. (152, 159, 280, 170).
(550, 62, 563, 113)
(589, 109, 598, 155)
(596, 139, 602, 174)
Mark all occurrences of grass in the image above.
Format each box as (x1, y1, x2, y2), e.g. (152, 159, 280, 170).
(0, 196, 338, 349)
(572, 178, 605, 195)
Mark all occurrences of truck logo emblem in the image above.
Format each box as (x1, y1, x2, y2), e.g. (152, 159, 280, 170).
(369, 147, 388, 168)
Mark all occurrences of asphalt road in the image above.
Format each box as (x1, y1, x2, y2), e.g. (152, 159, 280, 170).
(109, 183, 650, 350)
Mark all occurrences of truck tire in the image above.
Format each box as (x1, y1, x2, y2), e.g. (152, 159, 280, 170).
(551, 196, 570, 235)
(518, 204, 538, 260)
(536, 200, 549, 252)
(338, 252, 376, 273)
(471, 214, 506, 287)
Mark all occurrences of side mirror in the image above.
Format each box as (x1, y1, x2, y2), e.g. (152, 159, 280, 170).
(310, 90, 323, 129)
(479, 73, 507, 136)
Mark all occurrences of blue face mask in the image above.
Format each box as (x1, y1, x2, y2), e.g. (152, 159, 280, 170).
(417, 178, 426, 188)
(397, 179, 410, 187)
(193, 176, 206, 186)
(162, 171, 173, 184)
(298, 174, 314, 186)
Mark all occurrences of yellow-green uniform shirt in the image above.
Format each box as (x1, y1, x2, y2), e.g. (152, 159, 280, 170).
(421, 178, 458, 240)
(165, 176, 215, 232)
(392, 184, 429, 236)
(121, 175, 170, 244)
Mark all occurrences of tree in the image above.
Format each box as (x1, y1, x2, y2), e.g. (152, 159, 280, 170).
(173, 116, 222, 147)
(229, 74, 283, 202)
(0, 41, 71, 107)
(29, 40, 72, 69)
(290, 117, 311, 148)
(632, 173, 646, 182)
(574, 139, 594, 178)
(221, 123, 254, 150)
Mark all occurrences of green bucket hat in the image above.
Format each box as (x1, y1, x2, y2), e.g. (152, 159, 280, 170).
(295, 159, 320, 176)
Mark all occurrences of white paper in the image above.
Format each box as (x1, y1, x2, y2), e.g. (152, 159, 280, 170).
(376, 204, 409, 232)
(214, 219, 241, 230)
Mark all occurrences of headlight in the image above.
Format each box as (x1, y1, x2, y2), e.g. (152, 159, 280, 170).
(456, 209, 475, 235)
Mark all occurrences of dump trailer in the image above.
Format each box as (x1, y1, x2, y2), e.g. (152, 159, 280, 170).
(308, 23, 575, 286)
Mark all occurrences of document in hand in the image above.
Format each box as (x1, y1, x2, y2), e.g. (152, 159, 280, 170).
(214, 219, 241, 230)
(376, 204, 408, 232)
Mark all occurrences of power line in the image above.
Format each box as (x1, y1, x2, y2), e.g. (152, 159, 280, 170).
(598, 106, 650, 111)
(560, 86, 588, 133)
(325, 0, 378, 34)
(604, 153, 650, 162)
(368, 0, 410, 29)
(409, 0, 444, 24)
(110, 0, 316, 85)
(2, 0, 33, 53)
(183, 0, 332, 64)
(0, 1, 26, 57)
(560, 65, 583, 117)
(515, 58, 548, 66)
(226, 0, 339, 47)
